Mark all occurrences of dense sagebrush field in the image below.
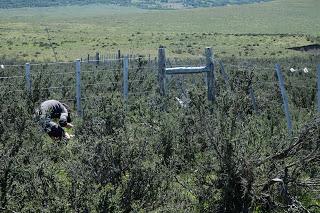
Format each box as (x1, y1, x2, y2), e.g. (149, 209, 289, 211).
(1, 55, 320, 212)
(1, 0, 320, 212)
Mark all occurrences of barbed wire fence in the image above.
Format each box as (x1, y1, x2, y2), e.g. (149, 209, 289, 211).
(1, 48, 320, 136)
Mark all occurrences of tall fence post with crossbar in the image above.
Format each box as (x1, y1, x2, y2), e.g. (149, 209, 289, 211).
(76, 59, 82, 117)
(275, 64, 292, 136)
(25, 63, 31, 94)
(158, 47, 215, 102)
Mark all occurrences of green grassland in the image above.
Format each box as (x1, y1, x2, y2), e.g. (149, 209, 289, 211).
(0, 0, 320, 62)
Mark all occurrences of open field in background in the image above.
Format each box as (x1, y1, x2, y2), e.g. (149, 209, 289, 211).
(0, 0, 319, 62)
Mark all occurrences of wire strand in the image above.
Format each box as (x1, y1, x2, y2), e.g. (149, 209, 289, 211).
(30, 71, 75, 77)
(128, 91, 152, 95)
(84, 82, 121, 87)
(4, 89, 25, 93)
(0, 75, 24, 79)
(0, 64, 24, 68)
(37, 85, 74, 90)
(81, 69, 121, 74)
(29, 61, 75, 66)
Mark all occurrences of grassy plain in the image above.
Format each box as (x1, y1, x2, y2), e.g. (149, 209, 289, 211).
(0, 0, 319, 62)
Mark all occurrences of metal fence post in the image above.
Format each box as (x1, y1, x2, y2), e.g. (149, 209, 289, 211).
(25, 63, 31, 93)
(205, 47, 215, 102)
(76, 59, 82, 117)
(275, 64, 292, 136)
(317, 64, 320, 113)
(158, 48, 166, 96)
(95, 52, 100, 65)
(123, 55, 129, 102)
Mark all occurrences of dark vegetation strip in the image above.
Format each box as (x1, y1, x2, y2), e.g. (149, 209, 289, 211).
(0, 0, 272, 9)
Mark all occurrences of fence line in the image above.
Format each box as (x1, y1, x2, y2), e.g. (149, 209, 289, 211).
(2, 48, 320, 137)
(83, 57, 147, 63)
(0, 57, 146, 68)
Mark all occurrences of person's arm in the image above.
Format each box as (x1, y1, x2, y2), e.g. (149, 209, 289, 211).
(47, 121, 65, 140)
(59, 112, 68, 127)
(64, 132, 74, 140)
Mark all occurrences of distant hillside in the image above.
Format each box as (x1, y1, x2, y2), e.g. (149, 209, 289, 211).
(0, 0, 272, 9)
(136, 0, 272, 9)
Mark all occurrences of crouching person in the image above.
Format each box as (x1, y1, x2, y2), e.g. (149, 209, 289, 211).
(36, 100, 74, 140)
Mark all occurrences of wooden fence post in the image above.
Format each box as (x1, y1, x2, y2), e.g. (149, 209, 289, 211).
(205, 47, 215, 102)
(158, 48, 166, 96)
(76, 59, 82, 117)
(123, 55, 129, 102)
(317, 64, 320, 113)
(275, 64, 292, 136)
(117, 50, 121, 59)
(25, 63, 31, 94)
